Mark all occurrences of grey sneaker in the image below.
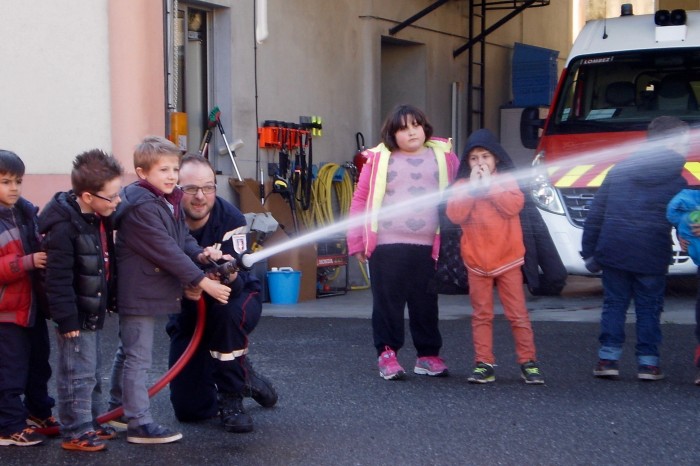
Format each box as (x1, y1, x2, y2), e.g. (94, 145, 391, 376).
(126, 423, 182, 444)
(468, 362, 495, 384)
(521, 361, 545, 384)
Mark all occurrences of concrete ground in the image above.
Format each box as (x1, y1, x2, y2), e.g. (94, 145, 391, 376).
(266, 275, 697, 325)
(3, 276, 699, 465)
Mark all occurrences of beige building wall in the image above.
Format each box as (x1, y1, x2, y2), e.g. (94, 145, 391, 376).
(0, 0, 164, 207)
(0, 1, 112, 206)
(0, 0, 629, 206)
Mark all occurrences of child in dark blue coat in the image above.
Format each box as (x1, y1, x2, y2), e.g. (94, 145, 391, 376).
(582, 116, 689, 381)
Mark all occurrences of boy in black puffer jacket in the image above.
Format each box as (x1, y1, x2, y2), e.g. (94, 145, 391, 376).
(39, 150, 123, 452)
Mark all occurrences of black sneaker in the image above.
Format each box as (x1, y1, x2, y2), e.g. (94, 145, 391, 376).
(126, 423, 182, 444)
(593, 359, 619, 378)
(0, 427, 46, 446)
(521, 361, 545, 384)
(244, 363, 278, 408)
(26, 415, 61, 431)
(637, 365, 665, 381)
(218, 393, 253, 433)
(468, 362, 495, 384)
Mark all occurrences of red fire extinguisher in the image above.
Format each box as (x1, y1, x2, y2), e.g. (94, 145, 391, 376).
(353, 132, 366, 183)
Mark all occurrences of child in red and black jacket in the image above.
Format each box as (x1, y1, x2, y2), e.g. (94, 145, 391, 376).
(0, 150, 55, 447)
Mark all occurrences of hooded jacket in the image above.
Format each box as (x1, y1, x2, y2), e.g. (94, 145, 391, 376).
(114, 181, 205, 316)
(582, 145, 687, 274)
(39, 191, 116, 333)
(347, 137, 459, 260)
(667, 188, 700, 266)
(446, 129, 525, 277)
(0, 197, 43, 327)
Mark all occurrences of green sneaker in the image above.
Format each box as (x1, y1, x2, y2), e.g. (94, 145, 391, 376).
(468, 362, 495, 384)
(521, 361, 545, 384)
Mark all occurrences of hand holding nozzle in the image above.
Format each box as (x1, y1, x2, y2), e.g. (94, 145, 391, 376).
(199, 276, 231, 304)
(199, 243, 224, 263)
(206, 258, 240, 285)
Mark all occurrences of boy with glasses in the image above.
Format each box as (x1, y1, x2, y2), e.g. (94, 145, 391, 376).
(39, 149, 124, 451)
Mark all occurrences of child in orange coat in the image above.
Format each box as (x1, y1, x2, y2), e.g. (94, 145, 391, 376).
(446, 129, 544, 384)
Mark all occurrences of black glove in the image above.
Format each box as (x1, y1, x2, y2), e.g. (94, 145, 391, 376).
(584, 257, 601, 273)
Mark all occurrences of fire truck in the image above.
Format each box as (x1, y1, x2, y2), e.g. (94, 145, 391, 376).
(521, 6, 700, 275)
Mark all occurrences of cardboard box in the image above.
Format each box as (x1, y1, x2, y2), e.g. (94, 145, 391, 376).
(231, 178, 317, 302)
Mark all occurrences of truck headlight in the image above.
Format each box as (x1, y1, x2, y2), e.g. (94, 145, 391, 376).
(530, 151, 565, 215)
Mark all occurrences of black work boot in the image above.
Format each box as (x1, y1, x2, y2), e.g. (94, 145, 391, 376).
(244, 360, 278, 408)
(217, 393, 253, 433)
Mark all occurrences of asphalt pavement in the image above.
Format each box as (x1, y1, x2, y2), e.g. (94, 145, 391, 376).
(3, 277, 700, 465)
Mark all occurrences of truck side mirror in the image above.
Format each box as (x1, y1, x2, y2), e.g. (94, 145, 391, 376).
(520, 107, 544, 149)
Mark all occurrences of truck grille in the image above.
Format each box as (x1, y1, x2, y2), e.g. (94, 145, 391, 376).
(559, 187, 596, 228)
(559, 187, 692, 268)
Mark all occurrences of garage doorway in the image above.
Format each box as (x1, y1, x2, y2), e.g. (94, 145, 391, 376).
(381, 37, 427, 121)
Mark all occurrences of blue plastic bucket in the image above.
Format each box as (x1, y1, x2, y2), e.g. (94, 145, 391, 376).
(266, 268, 302, 305)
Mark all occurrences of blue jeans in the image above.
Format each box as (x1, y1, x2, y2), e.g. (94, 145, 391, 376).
(119, 315, 155, 428)
(598, 266, 665, 366)
(55, 330, 103, 438)
(695, 267, 700, 345)
(107, 342, 125, 411)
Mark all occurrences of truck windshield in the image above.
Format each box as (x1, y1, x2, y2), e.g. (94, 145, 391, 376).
(549, 49, 700, 134)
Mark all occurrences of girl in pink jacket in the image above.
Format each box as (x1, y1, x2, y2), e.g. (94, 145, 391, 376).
(347, 104, 458, 380)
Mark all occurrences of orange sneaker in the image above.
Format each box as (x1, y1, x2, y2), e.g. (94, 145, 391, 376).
(61, 431, 106, 452)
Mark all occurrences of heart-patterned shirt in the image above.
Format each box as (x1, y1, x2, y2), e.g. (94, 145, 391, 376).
(377, 148, 439, 247)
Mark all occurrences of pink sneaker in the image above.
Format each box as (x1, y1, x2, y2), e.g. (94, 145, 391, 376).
(414, 356, 449, 377)
(377, 347, 405, 380)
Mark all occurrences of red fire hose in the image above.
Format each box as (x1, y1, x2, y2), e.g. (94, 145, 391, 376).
(36, 297, 207, 437)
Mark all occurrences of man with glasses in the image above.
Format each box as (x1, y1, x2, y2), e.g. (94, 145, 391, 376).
(166, 154, 277, 433)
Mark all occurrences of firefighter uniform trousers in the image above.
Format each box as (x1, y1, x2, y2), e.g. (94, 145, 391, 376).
(167, 272, 263, 422)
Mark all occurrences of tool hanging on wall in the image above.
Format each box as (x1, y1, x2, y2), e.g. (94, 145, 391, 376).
(198, 124, 214, 157)
(353, 132, 366, 183)
(271, 174, 300, 234)
(294, 121, 313, 212)
(256, 118, 320, 234)
(209, 106, 243, 181)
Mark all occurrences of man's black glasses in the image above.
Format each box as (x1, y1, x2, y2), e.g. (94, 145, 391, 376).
(180, 185, 217, 195)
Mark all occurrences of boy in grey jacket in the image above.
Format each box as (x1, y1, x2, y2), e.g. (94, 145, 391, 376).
(113, 137, 230, 444)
